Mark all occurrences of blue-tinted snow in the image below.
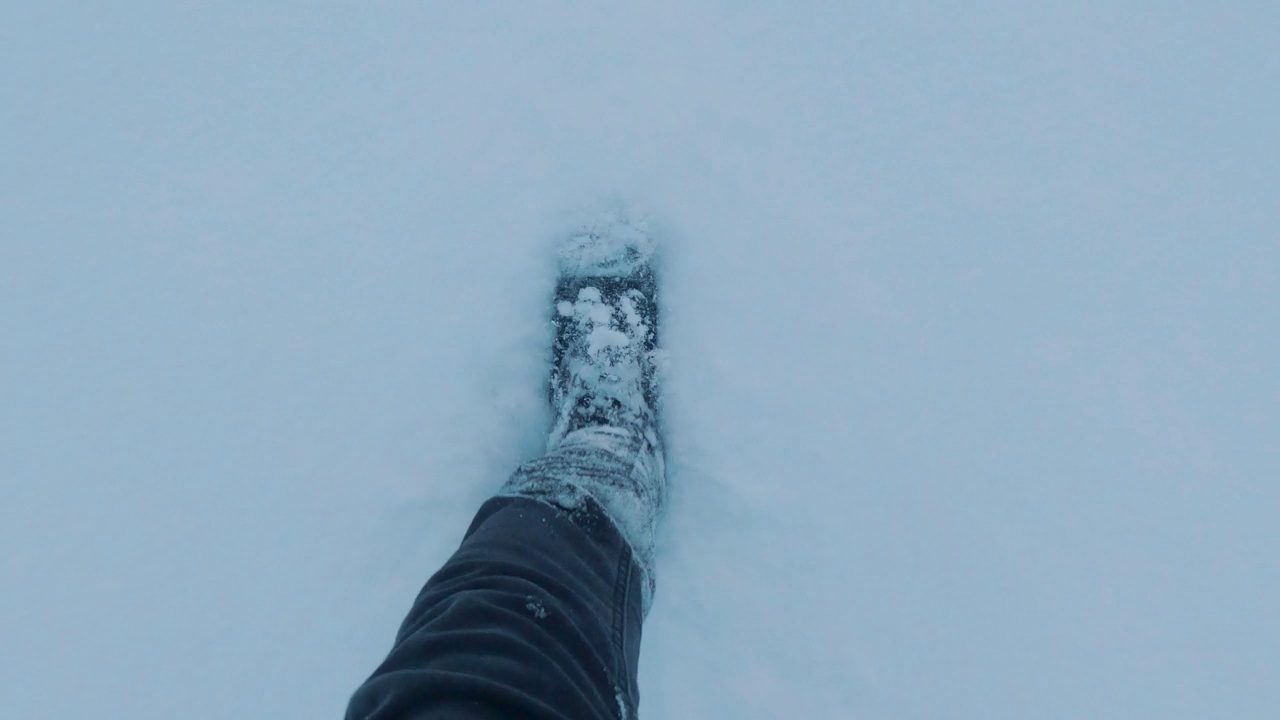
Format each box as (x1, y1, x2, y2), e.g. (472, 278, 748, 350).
(3, 2, 1277, 718)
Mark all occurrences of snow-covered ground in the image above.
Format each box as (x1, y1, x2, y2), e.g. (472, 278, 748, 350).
(4, 3, 1277, 718)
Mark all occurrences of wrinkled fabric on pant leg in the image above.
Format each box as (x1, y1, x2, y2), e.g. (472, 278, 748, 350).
(345, 495, 645, 720)
(347, 423, 665, 720)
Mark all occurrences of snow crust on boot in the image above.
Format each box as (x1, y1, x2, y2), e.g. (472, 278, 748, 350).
(548, 283, 658, 450)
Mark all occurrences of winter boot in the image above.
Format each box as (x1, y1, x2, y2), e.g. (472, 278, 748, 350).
(500, 215, 666, 614)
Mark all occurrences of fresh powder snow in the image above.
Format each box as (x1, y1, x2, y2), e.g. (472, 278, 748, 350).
(3, 3, 1277, 719)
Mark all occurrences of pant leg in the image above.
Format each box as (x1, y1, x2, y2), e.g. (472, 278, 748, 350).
(345, 495, 645, 720)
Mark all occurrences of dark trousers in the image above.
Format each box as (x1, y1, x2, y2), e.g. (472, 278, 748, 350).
(346, 495, 646, 720)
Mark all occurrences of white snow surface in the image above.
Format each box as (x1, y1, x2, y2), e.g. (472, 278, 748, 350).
(4, 3, 1279, 719)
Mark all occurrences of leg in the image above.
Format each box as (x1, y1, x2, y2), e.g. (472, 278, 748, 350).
(347, 426, 663, 720)
(348, 218, 664, 719)
(345, 493, 643, 720)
